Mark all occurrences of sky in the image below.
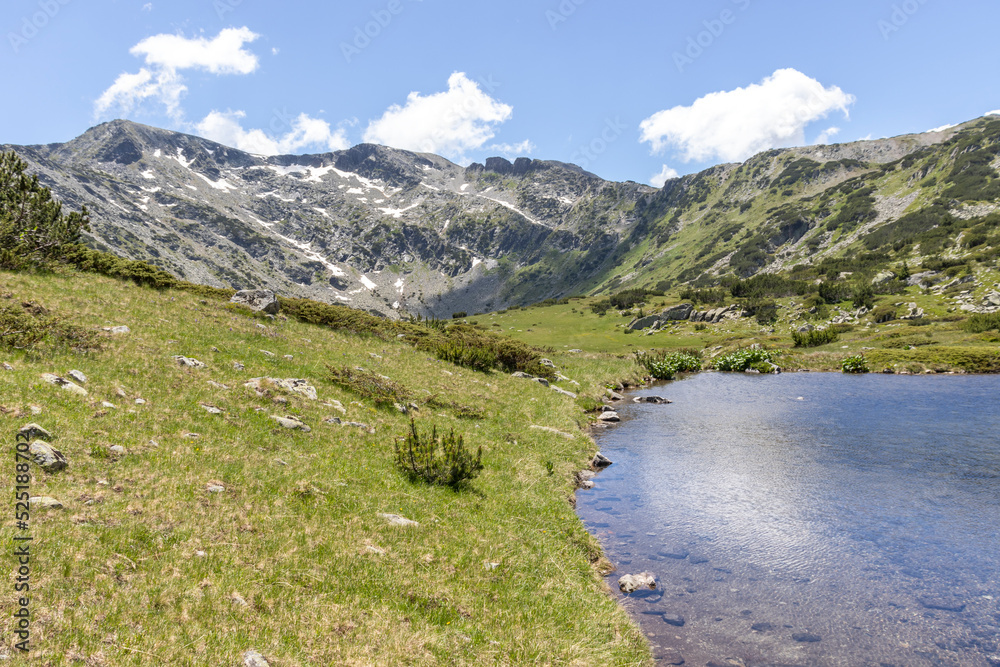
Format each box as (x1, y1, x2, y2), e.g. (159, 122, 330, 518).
(3, 0, 999, 186)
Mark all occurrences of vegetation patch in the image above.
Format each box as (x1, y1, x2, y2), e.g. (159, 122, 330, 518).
(634, 349, 701, 380)
(394, 419, 483, 489)
(326, 365, 411, 407)
(792, 328, 839, 348)
(714, 347, 777, 372)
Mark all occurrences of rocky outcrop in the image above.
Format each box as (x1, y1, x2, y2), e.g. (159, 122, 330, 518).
(230, 289, 280, 315)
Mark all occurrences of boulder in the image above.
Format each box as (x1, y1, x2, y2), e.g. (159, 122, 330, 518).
(40, 373, 88, 396)
(230, 289, 280, 315)
(539, 358, 557, 368)
(29, 440, 68, 472)
(19, 423, 52, 440)
(67, 370, 87, 384)
(270, 415, 311, 432)
(872, 271, 896, 286)
(618, 572, 656, 593)
(245, 378, 318, 400)
(173, 356, 206, 368)
(661, 303, 694, 321)
(633, 396, 671, 404)
(598, 411, 620, 422)
(628, 315, 660, 331)
(29, 496, 64, 510)
(592, 452, 613, 468)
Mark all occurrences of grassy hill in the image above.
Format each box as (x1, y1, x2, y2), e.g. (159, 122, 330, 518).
(0, 266, 650, 665)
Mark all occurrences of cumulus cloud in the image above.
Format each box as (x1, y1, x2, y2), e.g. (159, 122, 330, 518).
(639, 68, 855, 163)
(363, 72, 514, 161)
(987, 110, 1000, 117)
(650, 164, 679, 188)
(815, 126, 841, 145)
(488, 140, 537, 157)
(95, 27, 260, 120)
(195, 110, 350, 155)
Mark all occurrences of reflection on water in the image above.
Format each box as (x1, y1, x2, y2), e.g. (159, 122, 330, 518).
(578, 372, 1000, 667)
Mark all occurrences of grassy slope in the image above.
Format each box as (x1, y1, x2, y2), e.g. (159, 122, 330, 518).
(0, 268, 649, 666)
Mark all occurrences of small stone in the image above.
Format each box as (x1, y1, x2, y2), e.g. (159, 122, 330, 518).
(792, 632, 822, 643)
(29, 440, 68, 472)
(109, 325, 130, 335)
(271, 415, 311, 432)
(233, 361, 245, 371)
(29, 405, 41, 415)
(135, 398, 146, 405)
(245, 377, 318, 400)
(283, 355, 293, 361)
(551, 385, 577, 398)
(260, 350, 276, 358)
(172, 356, 205, 368)
(592, 452, 613, 468)
(201, 404, 224, 415)
(378, 513, 419, 527)
(67, 370, 87, 384)
(40, 373, 88, 396)
(109, 445, 126, 455)
(533, 377, 550, 387)
(484, 561, 500, 570)
(2, 362, 14, 371)
(206, 484, 225, 494)
(598, 411, 620, 422)
(242, 649, 271, 667)
(184, 433, 200, 439)
(230, 592, 249, 607)
(115, 387, 128, 398)
(101, 401, 117, 408)
(211, 346, 220, 353)
(29, 496, 64, 510)
(579, 480, 595, 490)
(661, 648, 685, 665)
(19, 423, 52, 440)
(618, 572, 656, 593)
(195, 550, 207, 558)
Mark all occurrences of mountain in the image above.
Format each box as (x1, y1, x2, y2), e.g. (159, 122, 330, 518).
(3, 120, 651, 317)
(5, 115, 1000, 316)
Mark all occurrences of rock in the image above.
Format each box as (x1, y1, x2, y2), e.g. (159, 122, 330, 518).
(872, 271, 897, 286)
(207, 380, 230, 390)
(568, 349, 583, 353)
(283, 355, 294, 361)
(242, 649, 270, 667)
(797, 324, 814, 333)
(67, 370, 87, 384)
(539, 358, 557, 368)
(628, 314, 660, 331)
(40, 373, 88, 396)
(533, 377, 550, 387)
(233, 361, 245, 371)
(551, 386, 577, 398)
(661, 303, 694, 321)
(245, 377, 318, 400)
(660, 648, 685, 665)
(260, 350, 276, 357)
(29, 496, 63, 509)
(592, 452, 613, 468)
(598, 411, 620, 422)
(792, 632, 822, 643)
(657, 546, 689, 560)
(107, 325, 130, 334)
(201, 405, 224, 414)
(29, 440, 68, 472)
(606, 390, 624, 401)
(206, 483, 225, 493)
(135, 398, 146, 405)
(511, 371, 533, 379)
(662, 614, 686, 627)
(271, 415, 311, 432)
(101, 401, 117, 408)
(750, 622, 775, 632)
(172, 356, 206, 368)
(917, 596, 966, 612)
(576, 470, 596, 482)
(19, 423, 52, 440)
(529, 425, 575, 439)
(379, 513, 418, 527)
(618, 572, 656, 593)
(109, 445, 126, 455)
(579, 480, 595, 490)
(633, 396, 671, 404)
(599, 405, 616, 412)
(3, 362, 15, 370)
(230, 289, 280, 315)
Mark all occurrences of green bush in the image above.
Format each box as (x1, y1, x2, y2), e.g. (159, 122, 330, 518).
(714, 347, 777, 372)
(962, 312, 1000, 333)
(841, 354, 870, 374)
(326, 365, 411, 407)
(634, 349, 702, 380)
(0, 300, 98, 352)
(870, 305, 897, 324)
(394, 419, 483, 489)
(791, 328, 839, 348)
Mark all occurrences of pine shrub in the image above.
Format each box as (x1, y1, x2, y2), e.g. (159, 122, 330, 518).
(394, 419, 483, 488)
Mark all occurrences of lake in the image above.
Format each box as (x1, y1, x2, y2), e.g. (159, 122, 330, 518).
(577, 372, 1000, 667)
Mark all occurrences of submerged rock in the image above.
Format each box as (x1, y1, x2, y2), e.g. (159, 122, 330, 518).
(618, 572, 656, 593)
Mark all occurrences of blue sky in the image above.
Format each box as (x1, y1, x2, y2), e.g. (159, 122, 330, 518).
(3, 0, 999, 185)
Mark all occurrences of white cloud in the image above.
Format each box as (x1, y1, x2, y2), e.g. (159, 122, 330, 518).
(363, 72, 513, 161)
(815, 126, 841, 145)
(639, 68, 856, 163)
(142, 3, 153, 11)
(488, 140, 536, 156)
(195, 110, 350, 155)
(927, 122, 957, 133)
(986, 110, 1000, 117)
(650, 164, 679, 188)
(95, 27, 260, 120)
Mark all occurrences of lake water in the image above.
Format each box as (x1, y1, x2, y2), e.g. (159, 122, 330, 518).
(577, 372, 1000, 667)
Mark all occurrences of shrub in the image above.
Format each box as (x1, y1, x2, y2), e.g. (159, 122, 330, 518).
(841, 354, 870, 374)
(0, 300, 98, 352)
(871, 305, 897, 324)
(452, 312, 467, 319)
(714, 347, 777, 372)
(962, 312, 1000, 333)
(791, 328, 839, 348)
(394, 419, 483, 489)
(634, 349, 702, 380)
(326, 365, 411, 407)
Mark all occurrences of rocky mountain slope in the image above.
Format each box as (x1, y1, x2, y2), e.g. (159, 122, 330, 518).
(5, 115, 1000, 317)
(3, 121, 650, 317)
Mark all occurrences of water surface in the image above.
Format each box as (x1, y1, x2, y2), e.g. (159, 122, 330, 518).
(578, 372, 1000, 666)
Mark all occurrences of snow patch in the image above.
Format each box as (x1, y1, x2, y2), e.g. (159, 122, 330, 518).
(173, 147, 193, 169)
(378, 202, 421, 219)
(394, 278, 404, 293)
(359, 275, 377, 290)
(472, 257, 482, 267)
(140, 186, 161, 193)
(392, 301, 400, 309)
(420, 183, 440, 191)
(346, 187, 364, 195)
(195, 173, 237, 191)
(312, 207, 330, 218)
(141, 169, 155, 180)
(153, 149, 162, 158)
(460, 184, 470, 192)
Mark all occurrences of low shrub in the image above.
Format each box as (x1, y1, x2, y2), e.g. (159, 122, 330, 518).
(326, 365, 411, 407)
(841, 354, 870, 374)
(0, 300, 98, 352)
(714, 347, 777, 372)
(962, 312, 1000, 333)
(634, 349, 702, 380)
(870, 305, 897, 323)
(394, 419, 483, 489)
(791, 328, 839, 348)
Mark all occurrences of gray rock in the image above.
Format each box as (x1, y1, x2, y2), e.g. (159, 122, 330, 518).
(551, 386, 577, 398)
(579, 480, 595, 490)
(109, 445, 126, 455)
(633, 396, 671, 404)
(628, 314, 660, 331)
(271, 415, 311, 432)
(568, 349, 583, 353)
(3, 362, 15, 370)
(201, 405, 224, 415)
(40, 373, 88, 396)
(662, 614, 686, 627)
(233, 361, 245, 371)
(379, 513, 419, 527)
(107, 325, 130, 335)
(592, 452, 613, 468)
(101, 401, 117, 408)
(657, 546, 690, 559)
(660, 648, 685, 665)
(661, 303, 694, 321)
(207, 380, 230, 390)
(243, 649, 270, 667)
(172, 356, 206, 368)
(29, 496, 63, 509)
(67, 370, 87, 384)
(19, 423, 52, 441)
(260, 350, 276, 357)
(511, 371, 533, 379)
(872, 271, 896, 286)
(598, 411, 620, 422)
(135, 398, 146, 405)
(29, 440, 68, 472)
(539, 358, 557, 368)
(618, 572, 656, 593)
(606, 390, 624, 401)
(230, 289, 280, 315)
(245, 377, 318, 400)
(206, 483, 225, 493)
(792, 632, 822, 643)
(797, 324, 814, 333)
